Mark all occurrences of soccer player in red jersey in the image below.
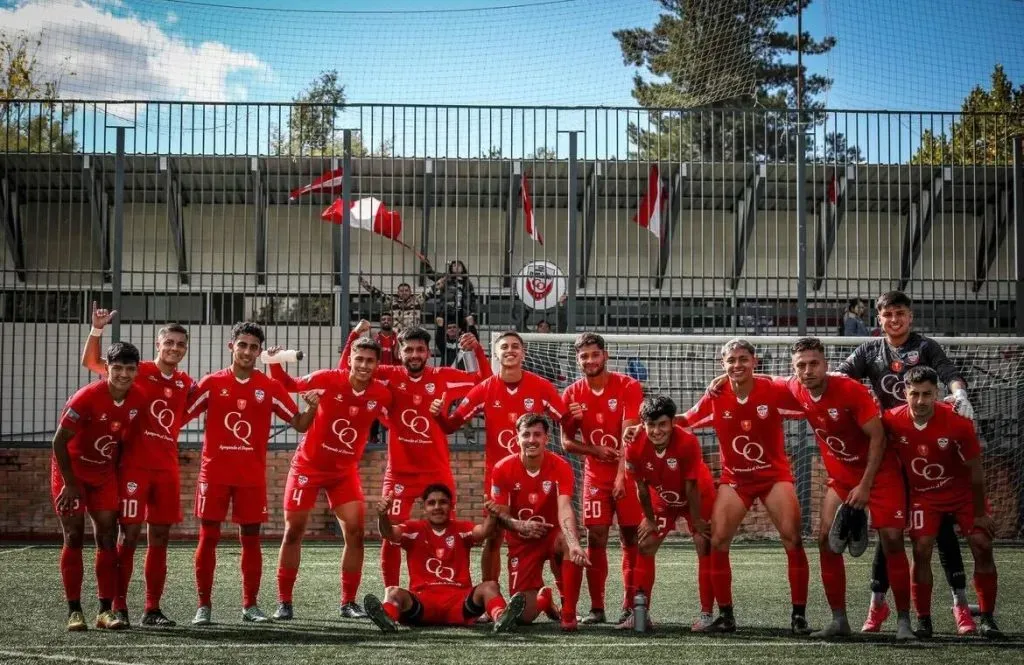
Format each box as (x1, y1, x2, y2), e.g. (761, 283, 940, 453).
(364, 483, 527, 633)
(266, 337, 393, 620)
(783, 337, 915, 640)
(624, 396, 715, 631)
(52, 341, 146, 631)
(885, 366, 1003, 639)
(374, 313, 400, 365)
(488, 414, 589, 631)
(560, 332, 644, 626)
(677, 338, 810, 634)
(81, 304, 194, 627)
(436, 331, 567, 583)
(339, 320, 490, 587)
(183, 322, 315, 625)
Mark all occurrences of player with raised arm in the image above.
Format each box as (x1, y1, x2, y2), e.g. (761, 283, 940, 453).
(338, 320, 490, 588)
(434, 331, 567, 585)
(885, 366, 1002, 639)
(677, 339, 810, 634)
(183, 323, 315, 626)
(81, 304, 194, 627)
(837, 291, 976, 634)
(266, 337, 393, 620)
(624, 396, 715, 631)
(52, 341, 146, 631)
(560, 332, 644, 626)
(784, 337, 916, 641)
(364, 483, 527, 633)
(487, 414, 590, 631)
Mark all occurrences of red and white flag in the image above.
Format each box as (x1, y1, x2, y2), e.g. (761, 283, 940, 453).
(633, 164, 664, 239)
(290, 167, 344, 201)
(320, 196, 403, 240)
(521, 172, 543, 245)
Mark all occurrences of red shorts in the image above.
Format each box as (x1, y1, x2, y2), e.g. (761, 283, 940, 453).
(383, 472, 457, 522)
(284, 466, 363, 512)
(651, 483, 716, 539)
(581, 476, 643, 528)
(50, 465, 118, 516)
(507, 531, 559, 595)
(828, 468, 906, 531)
(726, 476, 788, 509)
(118, 467, 182, 525)
(909, 494, 991, 539)
(405, 585, 476, 626)
(194, 481, 268, 524)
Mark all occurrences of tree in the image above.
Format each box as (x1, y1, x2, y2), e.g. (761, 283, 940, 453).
(912, 65, 1024, 165)
(0, 29, 77, 152)
(613, 0, 836, 162)
(527, 146, 558, 159)
(815, 131, 864, 164)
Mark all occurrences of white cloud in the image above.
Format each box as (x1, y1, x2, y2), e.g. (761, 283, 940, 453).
(0, 0, 268, 101)
(166, 11, 178, 24)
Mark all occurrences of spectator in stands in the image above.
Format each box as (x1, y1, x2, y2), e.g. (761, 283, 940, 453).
(523, 316, 566, 387)
(434, 309, 480, 369)
(375, 314, 399, 365)
(842, 298, 870, 336)
(358, 276, 427, 331)
(432, 259, 476, 333)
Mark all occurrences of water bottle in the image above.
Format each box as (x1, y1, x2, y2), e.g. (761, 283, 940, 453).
(633, 590, 647, 633)
(260, 349, 304, 364)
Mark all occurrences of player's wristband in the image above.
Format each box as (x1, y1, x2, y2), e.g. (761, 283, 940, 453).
(89, 327, 104, 337)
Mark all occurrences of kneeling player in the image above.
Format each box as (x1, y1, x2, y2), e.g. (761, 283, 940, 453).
(488, 414, 590, 630)
(886, 366, 1003, 639)
(365, 484, 526, 633)
(625, 396, 716, 631)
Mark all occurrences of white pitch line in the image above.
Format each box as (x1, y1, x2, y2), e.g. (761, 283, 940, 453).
(2, 642, 951, 650)
(0, 545, 36, 556)
(0, 650, 142, 665)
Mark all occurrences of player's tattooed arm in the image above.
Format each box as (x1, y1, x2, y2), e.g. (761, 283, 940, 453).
(483, 500, 548, 538)
(557, 495, 591, 566)
(375, 493, 404, 542)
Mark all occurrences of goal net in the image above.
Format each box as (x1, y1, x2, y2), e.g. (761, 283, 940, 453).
(516, 333, 1024, 543)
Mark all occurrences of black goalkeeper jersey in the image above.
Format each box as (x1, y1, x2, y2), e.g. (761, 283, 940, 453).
(835, 332, 965, 409)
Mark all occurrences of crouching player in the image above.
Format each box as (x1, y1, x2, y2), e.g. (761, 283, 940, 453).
(624, 396, 716, 631)
(365, 484, 526, 633)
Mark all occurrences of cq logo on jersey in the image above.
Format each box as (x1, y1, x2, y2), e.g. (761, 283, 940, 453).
(497, 429, 519, 453)
(425, 558, 456, 583)
(94, 435, 117, 460)
(879, 373, 907, 403)
(400, 409, 431, 437)
(731, 435, 766, 465)
(330, 418, 358, 449)
(516, 508, 551, 525)
(224, 412, 252, 446)
(813, 429, 857, 460)
(589, 429, 619, 451)
(911, 457, 949, 483)
(150, 399, 176, 434)
(658, 489, 682, 505)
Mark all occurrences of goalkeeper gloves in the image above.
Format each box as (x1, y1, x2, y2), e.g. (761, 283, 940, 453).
(949, 388, 975, 421)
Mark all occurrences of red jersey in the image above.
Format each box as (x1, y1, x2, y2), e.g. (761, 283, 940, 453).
(625, 425, 713, 507)
(375, 331, 399, 365)
(885, 402, 981, 503)
(451, 372, 568, 470)
(679, 376, 804, 485)
(122, 360, 195, 471)
(398, 519, 476, 592)
(56, 380, 146, 483)
(783, 374, 895, 489)
(490, 452, 575, 545)
(562, 372, 643, 489)
(185, 368, 298, 487)
(270, 365, 392, 474)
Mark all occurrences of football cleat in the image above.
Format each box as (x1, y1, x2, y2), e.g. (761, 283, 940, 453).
(66, 610, 87, 632)
(493, 592, 526, 634)
(191, 605, 212, 626)
(914, 616, 934, 639)
(846, 508, 870, 557)
(707, 613, 737, 633)
(614, 612, 654, 631)
(810, 618, 852, 638)
(691, 612, 715, 632)
(273, 602, 293, 621)
(827, 504, 852, 555)
(978, 615, 1005, 640)
(895, 615, 916, 641)
(953, 605, 976, 635)
(95, 610, 128, 630)
(140, 608, 176, 627)
(615, 607, 633, 625)
(114, 609, 130, 628)
(580, 608, 606, 624)
(363, 594, 397, 633)
(791, 614, 812, 636)
(241, 605, 272, 623)
(861, 601, 890, 632)
(340, 601, 368, 619)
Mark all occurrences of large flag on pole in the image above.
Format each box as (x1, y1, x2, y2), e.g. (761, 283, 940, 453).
(320, 196, 403, 240)
(290, 168, 344, 201)
(633, 165, 664, 239)
(521, 171, 543, 245)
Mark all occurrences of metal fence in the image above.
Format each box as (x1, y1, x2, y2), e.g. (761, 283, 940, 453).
(1, 101, 1022, 442)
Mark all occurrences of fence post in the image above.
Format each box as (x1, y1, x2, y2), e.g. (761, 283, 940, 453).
(339, 129, 353, 332)
(794, 114, 812, 535)
(566, 131, 580, 333)
(1014, 136, 1023, 336)
(111, 127, 126, 343)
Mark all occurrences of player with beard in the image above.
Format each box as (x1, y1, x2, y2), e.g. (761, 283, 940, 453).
(338, 320, 491, 588)
(184, 323, 316, 625)
(560, 332, 644, 626)
(364, 483, 527, 633)
(81, 305, 194, 626)
(432, 331, 568, 586)
(266, 338, 393, 620)
(836, 291, 976, 634)
(373, 314, 399, 366)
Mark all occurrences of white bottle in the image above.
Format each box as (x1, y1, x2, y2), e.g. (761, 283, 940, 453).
(633, 590, 647, 633)
(260, 349, 304, 364)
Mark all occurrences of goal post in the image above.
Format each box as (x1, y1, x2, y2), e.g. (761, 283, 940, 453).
(509, 333, 1024, 543)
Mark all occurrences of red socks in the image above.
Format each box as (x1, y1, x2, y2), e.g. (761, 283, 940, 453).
(886, 549, 911, 612)
(786, 547, 810, 606)
(697, 551, 714, 614)
(113, 544, 136, 612)
(239, 534, 262, 608)
(486, 595, 507, 621)
(911, 579, 933, 617)
(341, 568, 362, 605)
(277, 566, 298, 604)
(95, 548, 118, 602)
(586, 545, 607, 610)
(634, 553, 656, 609)
(973, 571, 997, 614)
(194, 523, 220, 607)
(710, 549, 733, 607)
(380, 540, 401, 588)
(60, 545, 84, 603)
(560, 559, 583, 618)
(819, 550, 846, 611)
(621, 543, 638, 608)
(144, 545, 168, 612)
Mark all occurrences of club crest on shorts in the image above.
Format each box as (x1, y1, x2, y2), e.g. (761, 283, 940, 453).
(367, 400, 377, 411)
(756, 405, 769, 419)
(608, 399, 618, 412)
(126, 481, 138, 495)
(298, 475, 308, 486)
(254, 389, 265, 403)
(524, 398, 535, 410)
(445, 535, 455, 549)
(741, 420, 752, 432)
(199, 482, 208, 495)
(425, 383, 436, 395)
(542, 480, 552, 494)
(589, 486, 599, 496)
(129, 409, 138, 420)
(236, 399, 247, 410)
(937, 437, 949, 450)
(828, 408, 840, 420)
(666, 458, 678, 469)
(394, 484, 405, 496)
(906, 350, 920, 365)
(510, 557, 519, 569)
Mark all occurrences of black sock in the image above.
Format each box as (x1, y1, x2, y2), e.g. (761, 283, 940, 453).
(792, 604, 806, 617)
(719, 605, 734, 618)
(870, 542, 889, 593)
(99, 598, 112, 613)
(68, 600, 83, 614)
